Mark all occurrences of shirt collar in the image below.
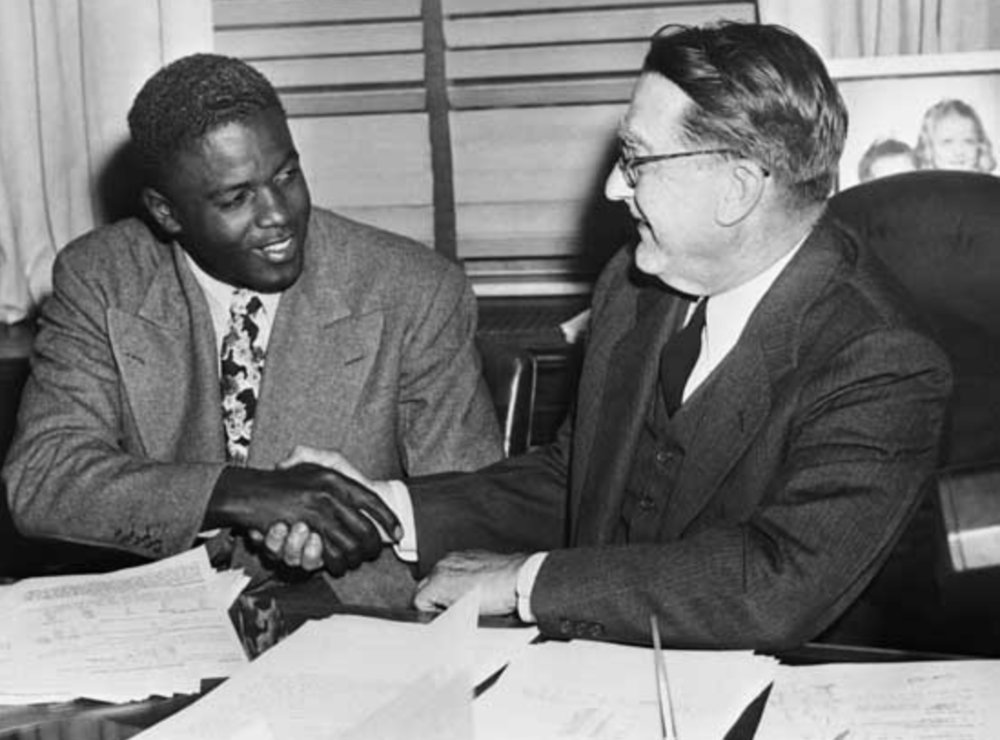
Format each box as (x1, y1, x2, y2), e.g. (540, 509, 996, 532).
(183, 251, 281, 317)
(701, 233, 807, 366)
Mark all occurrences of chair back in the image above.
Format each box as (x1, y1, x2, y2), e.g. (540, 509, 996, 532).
(476, 337, 537, 457)
(825, 170, 1000, 655)
(828, 170, 1000, 467)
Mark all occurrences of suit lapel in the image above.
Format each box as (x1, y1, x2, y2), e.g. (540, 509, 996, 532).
(662, 341, 771, 538)
(249, 222, 381, 468)
(661, 217, 849, 536)
(109, 245, 224, 461)
(572, 283, 688, 544)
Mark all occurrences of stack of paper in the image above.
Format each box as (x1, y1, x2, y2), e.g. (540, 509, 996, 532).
(0, 546, 249, 704)
(474, 639, 777, 740)
(755, 660, 1000, 739)
(133, 588, 537, 740)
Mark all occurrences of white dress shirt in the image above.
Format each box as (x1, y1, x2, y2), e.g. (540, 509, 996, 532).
(184, 253, 281, 356)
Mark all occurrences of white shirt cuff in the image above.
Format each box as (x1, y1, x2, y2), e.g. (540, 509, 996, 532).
(379, 479, 418, 563)
(515, 552, 548, 623)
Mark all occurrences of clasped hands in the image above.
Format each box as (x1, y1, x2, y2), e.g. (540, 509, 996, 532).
(211, 447, 399, 576)
(225, 447, 527, 617)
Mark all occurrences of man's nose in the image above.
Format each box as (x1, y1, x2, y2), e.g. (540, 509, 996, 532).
(604, 162, 632, 202)
(256, 185, 290, 226)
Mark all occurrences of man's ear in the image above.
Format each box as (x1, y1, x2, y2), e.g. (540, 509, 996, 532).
(716, 161, 766, 226)
(140, 187, 182, 236)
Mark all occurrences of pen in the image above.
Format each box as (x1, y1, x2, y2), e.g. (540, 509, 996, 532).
(650, 615, 679, 740)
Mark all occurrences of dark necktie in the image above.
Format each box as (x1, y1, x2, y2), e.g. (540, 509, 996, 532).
(660, 297, 708, 416)
(220, 290, 265, 466)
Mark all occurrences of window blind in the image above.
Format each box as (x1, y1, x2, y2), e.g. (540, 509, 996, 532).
(214, 0, 435, 246)
(213, 0, 758, 290)
(443, 0, 757, 290)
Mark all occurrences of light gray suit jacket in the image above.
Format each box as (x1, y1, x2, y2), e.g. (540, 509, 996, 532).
(4, 208, 502, 577)
(410, 215, 952, 649)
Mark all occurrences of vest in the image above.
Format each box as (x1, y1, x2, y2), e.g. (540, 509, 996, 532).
(616, 378, 713, 544)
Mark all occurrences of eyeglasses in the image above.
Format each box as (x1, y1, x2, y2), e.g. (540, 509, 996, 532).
(616, 148, 737, 188)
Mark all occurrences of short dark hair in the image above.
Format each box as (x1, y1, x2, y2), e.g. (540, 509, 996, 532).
(128, 53, 284, 187)
(642, 21, 848, 205)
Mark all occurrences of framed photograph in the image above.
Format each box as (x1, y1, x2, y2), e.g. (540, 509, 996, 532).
(829, 51, 1000, 190)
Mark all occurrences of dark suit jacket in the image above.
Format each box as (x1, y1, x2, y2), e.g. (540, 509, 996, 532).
(410, 215, 952, 650)
(4, 208, 502, 574)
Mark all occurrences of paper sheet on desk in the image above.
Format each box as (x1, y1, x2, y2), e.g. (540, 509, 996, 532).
(475, 640, 777, 740)
(0, 547, 249, 704)
(754, 660, 1000, 740)
(133, 588, 536, 740)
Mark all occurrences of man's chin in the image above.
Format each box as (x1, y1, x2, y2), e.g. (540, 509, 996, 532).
(247, 261, 303, 294)
(633, 240, 666, 277)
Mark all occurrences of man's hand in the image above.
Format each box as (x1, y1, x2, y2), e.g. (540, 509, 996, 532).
(248, 446, 398, 572)
(253, 521, 325, 571)
(208, 462, 401, 576)
(413, 550, 528, 616)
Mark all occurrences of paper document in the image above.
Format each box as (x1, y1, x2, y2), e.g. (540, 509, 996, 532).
(755, 659, 1000, 739)
(134, 588, 534, 739)
(0, 547, 249, 704)
(474, 639, 777, 740)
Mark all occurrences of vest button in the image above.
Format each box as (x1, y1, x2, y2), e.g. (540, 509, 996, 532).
(638, 495, 656, 511)
(655, 450, 673, 465)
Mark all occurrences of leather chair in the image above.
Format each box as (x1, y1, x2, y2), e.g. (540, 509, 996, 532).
(824, 170, 1000, 655)
(476, 336, 538, 457)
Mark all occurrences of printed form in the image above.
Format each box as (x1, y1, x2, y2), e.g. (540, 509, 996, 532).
(0, 546, 249, 704)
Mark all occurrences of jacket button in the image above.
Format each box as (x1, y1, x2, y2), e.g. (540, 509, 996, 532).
(655, 450, 672, 464)
(638, 495, 656, 511)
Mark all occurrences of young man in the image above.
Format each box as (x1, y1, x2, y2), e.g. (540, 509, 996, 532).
(2, 54, 502, 605)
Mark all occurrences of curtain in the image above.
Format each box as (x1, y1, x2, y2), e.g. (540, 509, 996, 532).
(759, 0, 1000, 58)
(0, 0, 212, 324)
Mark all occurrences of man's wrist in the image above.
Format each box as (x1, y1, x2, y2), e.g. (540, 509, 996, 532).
(515, 552, 548, 623)
(380, 479, 418, 562)
(205, 465, 256, 529)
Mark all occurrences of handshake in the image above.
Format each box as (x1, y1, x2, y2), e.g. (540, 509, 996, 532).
(208, 446, 530, 618)
(209, 447, 400, 576)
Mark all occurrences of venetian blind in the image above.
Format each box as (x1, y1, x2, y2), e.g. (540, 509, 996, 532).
(213, 0, 435, 246)
(212, 0, 758, 288)
(444, 0, 757, 289)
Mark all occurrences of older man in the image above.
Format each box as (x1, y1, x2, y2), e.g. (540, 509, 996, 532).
(3, 54, 502, 604)
(272, 21, 952, 649)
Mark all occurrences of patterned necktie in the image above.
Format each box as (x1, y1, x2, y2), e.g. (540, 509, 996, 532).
(220, 289, 265, 466)
(659, 297, 708, 416)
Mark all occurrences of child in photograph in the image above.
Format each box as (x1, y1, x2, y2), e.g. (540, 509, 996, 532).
(915, 98, 997, 173)
(857, 138, 918, 182)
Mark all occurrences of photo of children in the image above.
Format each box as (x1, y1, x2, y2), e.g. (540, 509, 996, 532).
(857, 138, 918, 182)
(831, 54, 1000, 189)
(914, 98, 997, 173)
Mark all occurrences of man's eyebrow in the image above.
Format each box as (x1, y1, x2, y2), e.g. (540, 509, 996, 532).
(616, 127, 646, 152)
(206, 151, 301, 199)
(207, 181, 251, 200)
